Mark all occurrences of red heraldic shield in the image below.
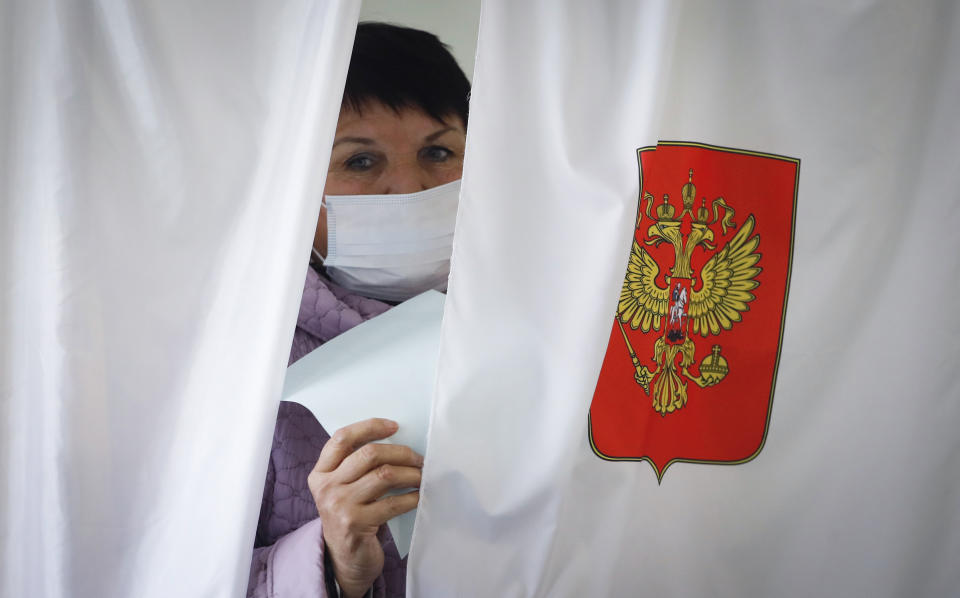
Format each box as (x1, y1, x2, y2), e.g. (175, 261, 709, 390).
(589, 141, 799, 482)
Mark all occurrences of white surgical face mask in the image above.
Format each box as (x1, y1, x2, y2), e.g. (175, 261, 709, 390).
(317, 179, 460, 302)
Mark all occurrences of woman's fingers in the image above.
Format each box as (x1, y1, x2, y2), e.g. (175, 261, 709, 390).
(353, 464, 422, 503)
(314, 418, 399, 473)
(334, 442, 424, 485)
(360, 490, 420, 527)
(309, 419, 422, 547)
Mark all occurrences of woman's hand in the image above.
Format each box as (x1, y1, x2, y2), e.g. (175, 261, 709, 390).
(308, 418, 422, 598)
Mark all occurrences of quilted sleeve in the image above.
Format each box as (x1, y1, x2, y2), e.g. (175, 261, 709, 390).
(247, 518, 339, 597)
(246, 518, 397, 598)
(248, 402, 405, 597)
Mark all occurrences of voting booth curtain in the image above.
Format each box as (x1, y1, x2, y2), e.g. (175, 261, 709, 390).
(0, 1, 358, 596)
(409, 1, 960, 597)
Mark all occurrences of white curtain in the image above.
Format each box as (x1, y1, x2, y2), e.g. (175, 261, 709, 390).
(0, 1, 359, 596)
(410, 1, 960, 596)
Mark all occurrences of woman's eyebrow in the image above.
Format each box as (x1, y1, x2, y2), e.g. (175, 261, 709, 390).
(332, 136, 375, 148)
(424, 127, 456, 142)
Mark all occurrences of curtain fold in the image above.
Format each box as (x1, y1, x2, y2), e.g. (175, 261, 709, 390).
(0, 1, 359, 596)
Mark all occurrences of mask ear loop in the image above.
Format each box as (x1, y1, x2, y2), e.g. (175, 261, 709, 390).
(309, 200, 328, 268)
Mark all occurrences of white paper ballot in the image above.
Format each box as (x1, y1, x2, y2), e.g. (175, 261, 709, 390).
(281, 290, 445, 557)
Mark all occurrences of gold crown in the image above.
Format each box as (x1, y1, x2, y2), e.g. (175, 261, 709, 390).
(655, 193, 676, 220)
(654, 168, 710, 224)
(681, 168, 696, 211)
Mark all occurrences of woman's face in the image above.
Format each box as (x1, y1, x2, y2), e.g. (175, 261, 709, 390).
(313, 102, 467, 256)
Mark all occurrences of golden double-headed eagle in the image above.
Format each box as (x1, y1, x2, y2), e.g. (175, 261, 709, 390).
(616, 169, 762, 415)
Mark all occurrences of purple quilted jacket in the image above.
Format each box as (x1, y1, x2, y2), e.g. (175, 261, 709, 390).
(247, 267, 402, 598)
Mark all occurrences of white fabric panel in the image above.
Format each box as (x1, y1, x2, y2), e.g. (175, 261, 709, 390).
(410, 2, 960, 597)
(0, 1, 358, 596)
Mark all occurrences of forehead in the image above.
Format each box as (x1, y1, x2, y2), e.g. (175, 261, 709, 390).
(334, 102, 465, 140)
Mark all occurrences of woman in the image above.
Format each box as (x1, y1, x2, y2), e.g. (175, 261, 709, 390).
(248, 23, 470, 598)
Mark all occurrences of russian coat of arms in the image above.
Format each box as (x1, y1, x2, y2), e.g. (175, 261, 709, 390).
(589, 141, 799, 482)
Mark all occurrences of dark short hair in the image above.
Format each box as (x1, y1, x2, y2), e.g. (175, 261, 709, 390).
(343, 22, 471, 127)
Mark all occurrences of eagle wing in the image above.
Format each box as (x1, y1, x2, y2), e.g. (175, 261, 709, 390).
(618, 239, 669, 331)
(689, 214, 762, 336)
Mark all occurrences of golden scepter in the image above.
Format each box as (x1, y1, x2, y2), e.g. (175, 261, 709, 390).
(617, 317, 652, 393)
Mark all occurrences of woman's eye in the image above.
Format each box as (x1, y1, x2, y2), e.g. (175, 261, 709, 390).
(344, 154, 376, 171)
(421, 146, 453, 162)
